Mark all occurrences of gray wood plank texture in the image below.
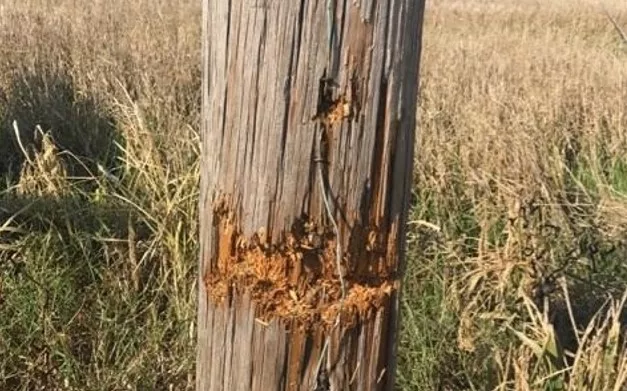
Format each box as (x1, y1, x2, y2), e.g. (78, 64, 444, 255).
(198, 0, 425, 389)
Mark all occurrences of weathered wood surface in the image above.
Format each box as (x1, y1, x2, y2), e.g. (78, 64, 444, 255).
(198, 0, 425, 390)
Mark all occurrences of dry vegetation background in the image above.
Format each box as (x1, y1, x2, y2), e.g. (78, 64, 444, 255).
(0, 0, 626, 390)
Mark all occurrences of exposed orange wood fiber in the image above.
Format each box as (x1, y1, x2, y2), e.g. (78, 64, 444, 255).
(205, 202, 393, 330)
(197, 0, 426, 389)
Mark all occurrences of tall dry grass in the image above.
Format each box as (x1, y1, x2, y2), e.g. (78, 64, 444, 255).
(399, 0, 627, 389)
(1, 1, 200, 389)
(0, 0, 626, 390)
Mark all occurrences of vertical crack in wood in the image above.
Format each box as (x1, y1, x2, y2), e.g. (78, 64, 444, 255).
(199, 0, 425, 389)
(222, 297, 236, 390)
(251, 320, 266, 391)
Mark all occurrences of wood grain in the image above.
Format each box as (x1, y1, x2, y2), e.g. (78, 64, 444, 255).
(198, 0, 425, 389)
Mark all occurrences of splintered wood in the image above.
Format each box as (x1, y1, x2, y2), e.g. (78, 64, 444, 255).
(204, 203, 394, 330)
(198, 0, 425, 389)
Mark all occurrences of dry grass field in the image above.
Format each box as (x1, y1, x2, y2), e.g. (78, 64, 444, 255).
(0, 0, 626, 390)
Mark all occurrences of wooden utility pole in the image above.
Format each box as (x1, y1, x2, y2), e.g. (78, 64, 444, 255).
(197, 1, 425, 390)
